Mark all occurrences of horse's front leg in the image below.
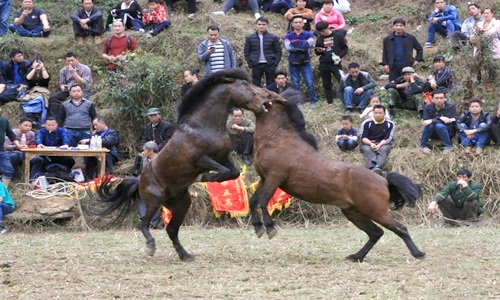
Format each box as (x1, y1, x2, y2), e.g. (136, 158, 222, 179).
(249, 181, 265, 238)
(165, 190, 194, 261)
(196, 155, 240, 182)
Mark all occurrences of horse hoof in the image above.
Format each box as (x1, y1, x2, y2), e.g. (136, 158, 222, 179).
(144, 246, 156, 257)
(414, 252, 426, 260)
(267, 228, 277, 239)
(180, 254, 195, 262)
(255, 228, 265, 238)
(345, 254, 363, 263)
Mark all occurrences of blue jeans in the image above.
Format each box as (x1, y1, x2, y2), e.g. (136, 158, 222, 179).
(458, 123, 489, 148)
(137, 201, 162, 227)
(343, 87, 373, 110)
(0, 0, 11, 37)
(420, 122, 453, 148)
(427, 22, 458, 43)
(131, 19, 171, 36)
(289, 62, 317, 103)
(66, 130, 91, 147)
(9, 24, 45, 37)
(337, 139, 358, 151)
(0, 202, 14, 222)
(0, 151, 14, 179)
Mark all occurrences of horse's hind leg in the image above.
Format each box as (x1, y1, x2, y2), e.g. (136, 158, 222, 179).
(166, 191, 194, 262)
(373, 214, 425, 260)
(341, 208, 384, 262)
(139, 197, 161, 256)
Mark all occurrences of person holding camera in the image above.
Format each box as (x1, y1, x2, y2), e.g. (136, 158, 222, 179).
(427, 168, 483, 225)
(197, 25, 236, 76)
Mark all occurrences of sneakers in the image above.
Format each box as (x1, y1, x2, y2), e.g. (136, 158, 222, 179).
(475, 147, 484, 155)
(424, 42, 434, 48)
(93, 36, 102, 44)
(138, 28, 145, 33)
(187, 13, 196, 20)
(310, 102, 318, 109)
(146, 33, 153, 39)
(442, 148, 452, 155)
(213, 11, 225, 16)
(254, 13, 262, 19)
(76, 37, 85, 45)
(344, 108, 352, 114)
(463, 146, 472, 154)
(0, 226, 6, 234)
(421, 147, 432, 154)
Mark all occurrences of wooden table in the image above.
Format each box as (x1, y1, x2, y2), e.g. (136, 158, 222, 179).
(21, 147, 109, 183)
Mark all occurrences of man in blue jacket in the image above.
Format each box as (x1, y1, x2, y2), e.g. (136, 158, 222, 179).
(424, 0, 462, 48)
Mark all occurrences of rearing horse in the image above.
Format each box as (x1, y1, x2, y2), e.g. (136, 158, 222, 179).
(97, 69, 272, 261)
(250, 89, 425, 262)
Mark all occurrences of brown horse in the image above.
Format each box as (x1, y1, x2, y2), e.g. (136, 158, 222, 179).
(97, 69, 273, 261)
(250, 89, 425, 262)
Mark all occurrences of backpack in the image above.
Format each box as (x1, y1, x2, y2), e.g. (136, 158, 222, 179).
(106, 35, 132, 53)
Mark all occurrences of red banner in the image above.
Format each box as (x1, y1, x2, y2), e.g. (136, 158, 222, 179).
(268, 188, 292, 215)
(205, 177, 249, 217)
(162, 207, 172, 226)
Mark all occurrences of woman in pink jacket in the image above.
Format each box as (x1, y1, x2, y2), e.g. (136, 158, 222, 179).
(313, 0, 346, 36)
(472, 6, 500, 92)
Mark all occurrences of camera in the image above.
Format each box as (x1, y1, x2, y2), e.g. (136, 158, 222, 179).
(209, 46, 215, 50)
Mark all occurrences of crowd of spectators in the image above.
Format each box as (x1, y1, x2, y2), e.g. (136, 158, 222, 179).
(0, 0, 499, 228)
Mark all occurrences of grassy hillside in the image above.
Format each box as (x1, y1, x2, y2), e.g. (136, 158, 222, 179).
(2, 0, 500, 224)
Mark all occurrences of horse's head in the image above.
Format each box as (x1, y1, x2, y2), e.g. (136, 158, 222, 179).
(227, 80, 277, 115)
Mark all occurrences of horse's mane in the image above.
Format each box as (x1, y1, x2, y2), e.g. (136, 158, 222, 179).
(177, 69, 252, 122)
(279, 89, 319, 151)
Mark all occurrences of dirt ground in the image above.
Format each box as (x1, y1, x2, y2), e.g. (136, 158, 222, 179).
(1, 225, 499, 299)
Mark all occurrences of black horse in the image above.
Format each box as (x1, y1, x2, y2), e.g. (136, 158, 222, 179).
(97, 69, 273, 261)
(250, 89, 425, 262)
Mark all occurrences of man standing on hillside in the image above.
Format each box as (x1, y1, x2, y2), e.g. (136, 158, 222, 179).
(70, 0, 104, 45)
(9, 0, 50, 37)
(244, 17, 282, 86)
(197, 25, 236, 76)
(284, 15, 317, 108)
(102, 19, 138, 72)
(47, 52, 93, 118)
(382, 18, 423, 81)
(58, 84, 97, 147)
(0, 0, 11, 37)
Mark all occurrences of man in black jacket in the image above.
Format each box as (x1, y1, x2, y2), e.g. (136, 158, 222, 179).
(70, 0, 104, 45)
(314, 21, 348, 105)
(139, 107, 175, 152)
(382, 18, 424, 81)
(244, 17, 282, 86)
(82, 116, 120, 179)
(0, 49, 31, 105)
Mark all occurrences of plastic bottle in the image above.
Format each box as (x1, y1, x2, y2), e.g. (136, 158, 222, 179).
(21, 133, 27, 147)
(90, 136, 96, 150)
(96, 135, 102, 150)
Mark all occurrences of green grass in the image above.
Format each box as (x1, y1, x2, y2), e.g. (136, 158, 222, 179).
(1, 227, 499, 299)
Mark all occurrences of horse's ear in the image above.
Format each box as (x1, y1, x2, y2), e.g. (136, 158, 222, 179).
(222, 77, 237, 84)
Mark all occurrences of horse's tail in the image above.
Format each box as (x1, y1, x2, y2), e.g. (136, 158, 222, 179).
(96, 176, 141, 224)
(386, 172, 422, 210)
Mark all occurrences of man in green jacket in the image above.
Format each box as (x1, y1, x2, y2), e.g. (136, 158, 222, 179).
(226, 107, 255, 165)
(427, 168, 483, 224)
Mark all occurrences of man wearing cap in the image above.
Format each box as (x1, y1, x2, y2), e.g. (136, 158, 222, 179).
(139, 107, 175, 152)
(382, 18, 423, 82)
(427, 168, 483, 225)
(384, 66, 424, 118)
